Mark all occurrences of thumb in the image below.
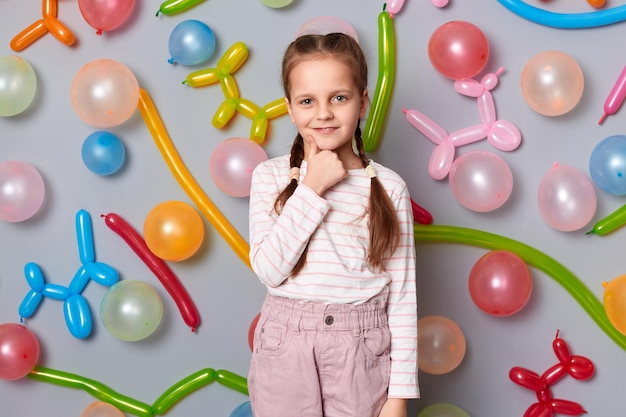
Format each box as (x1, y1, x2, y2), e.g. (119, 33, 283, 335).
(307, 136, 319, 157)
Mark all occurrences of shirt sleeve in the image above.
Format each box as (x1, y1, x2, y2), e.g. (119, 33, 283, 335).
(248, 162, 330, 287)
(385, 184, 419, 399)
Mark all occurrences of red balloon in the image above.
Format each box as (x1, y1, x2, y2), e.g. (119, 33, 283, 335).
(469, 250, 533, 316)
(102, 212, 200, 331)
(541, 363, 566, 386)
(552, 336, 571, 363)
(248, 312, 260, 352)
(566, 355, 594, 380)
(550, 399, 586, 415)
(78, 0, 136, 34)
(0, 323, 39, 380)
(524, 402, 553, 417)
(509, 367, 546, 391)
(428, 20, 490, 80)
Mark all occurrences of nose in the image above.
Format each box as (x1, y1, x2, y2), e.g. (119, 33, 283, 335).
(316, 103, 333, 120)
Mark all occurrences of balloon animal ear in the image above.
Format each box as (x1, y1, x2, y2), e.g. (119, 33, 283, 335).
(295, 16, 359, 42)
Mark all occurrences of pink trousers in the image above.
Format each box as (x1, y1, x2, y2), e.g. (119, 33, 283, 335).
(248, 295, 391, 417)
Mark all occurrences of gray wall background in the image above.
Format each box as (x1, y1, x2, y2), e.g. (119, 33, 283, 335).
(2, 0, 626, 415)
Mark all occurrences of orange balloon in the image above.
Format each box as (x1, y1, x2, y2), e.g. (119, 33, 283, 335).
(603, 274, 626, 335)
(80, 402, 125, 417)
(143, 201, 204, 262)
(417, 315, 466, 375)
(10, 20, 48, 52)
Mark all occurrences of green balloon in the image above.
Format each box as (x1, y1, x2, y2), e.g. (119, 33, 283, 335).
(261, 0, 294, 8)
(418, 403, 471, 417)
(0, 55, 37, 117)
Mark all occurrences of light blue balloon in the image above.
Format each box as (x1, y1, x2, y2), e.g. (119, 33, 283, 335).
(229, 401, 253, 417)
(81, 131, 126, 176)
(589, 134, 626, 195)
(168, 20, 216, 66)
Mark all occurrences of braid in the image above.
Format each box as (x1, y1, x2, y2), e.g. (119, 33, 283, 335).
(354, 127, 400, 271)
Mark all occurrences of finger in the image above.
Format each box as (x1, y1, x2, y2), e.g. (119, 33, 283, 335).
(307, 135, 319, 158)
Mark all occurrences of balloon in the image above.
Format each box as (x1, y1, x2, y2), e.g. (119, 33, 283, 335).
(152, 368, 216, 414)
(598, 65, 626, 124)
(295, 16, 359, 41)
(230, 401, 253, 417)
(387, 0, 406, 16)
(71, 59, 139, 128)
(469, 250, 533, 316)
(157, 0, 206, 15)
(0, 56, 37, 117)
(78, 0, 136, 35)
(603, 274, 626, 335)
(261, 0, 293, 8)
(521, 51, 584, 116)
(449, 151, 513, 212)
(77, 209, 96, 264)
(100, 280, 163, 342)
(537, 163, 597, 232)
(209, 137, 268, 197)
(589, 135, 626, 195)
(413, 224, 626, 351)
(137, 88, 252, 268)
(248, 312, 260, 351)
(497, 0, 626, 29)
(29, 366, 153, 417)
(143, 201, 204, 262)
(82, 131, 126, 176)
(418, 403, 470, 417)
(183, 43, 287, 144)
(10, 0, 76, 51)
(215, 369, 249, 395)
(417, 316, 466, 375)
(428, 21, 489, 80)
(0, 323, 39, 380)
(168, 20, 216, 66)
(0, 160, 45, 222)
(103, 212, 200, 330)
(363, 9, 394, 152)
(80, 402, 125, 417)
(587, 204, 626, 236)
(411, 198, 433, 225)
(65, 293, 93, 339)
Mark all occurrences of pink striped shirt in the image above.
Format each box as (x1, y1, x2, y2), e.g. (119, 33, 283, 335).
(249, 154, 419, 398)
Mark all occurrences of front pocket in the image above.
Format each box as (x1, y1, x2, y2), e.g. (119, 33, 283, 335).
(361, 327, 392, 362)
(255, 318, 290, 356)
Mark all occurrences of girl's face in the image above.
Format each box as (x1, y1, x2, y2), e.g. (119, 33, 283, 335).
(285, 57, 368, 162)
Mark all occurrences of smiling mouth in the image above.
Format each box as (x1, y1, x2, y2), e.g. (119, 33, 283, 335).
(314, 127, 338, 134)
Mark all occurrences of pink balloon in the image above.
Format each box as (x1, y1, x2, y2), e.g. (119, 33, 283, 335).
(209, 137, 268, 197)
(428, 21, 489, 80)
(78, 0, 136, 34)
(295, 16, 359, 43)
(469, 250, 533, 316)
(449, 151, 513, 212)
(0, 323, 39, 380)
(417, 316, 466, 375)
(0, 160, 45, 222)
(70, 59, 139, 128)
(521, 51, 584, 117)
(537, 163, 597, 232)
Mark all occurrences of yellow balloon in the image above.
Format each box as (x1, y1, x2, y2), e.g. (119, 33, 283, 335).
(143, 201, 204, 262)
(603, 274, 626, 335)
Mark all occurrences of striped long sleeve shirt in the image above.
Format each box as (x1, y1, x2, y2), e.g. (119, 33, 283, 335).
(249, 154, 419, 398)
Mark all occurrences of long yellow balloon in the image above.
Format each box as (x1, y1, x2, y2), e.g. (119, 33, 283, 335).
(137, 88, 251, 269)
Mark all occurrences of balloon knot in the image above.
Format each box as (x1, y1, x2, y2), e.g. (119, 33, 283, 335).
(602, 281, 608, 288)
(96, 30, 103, 36)
(555, 329, 560, 339)
(155, 10, 161, 17)
(168, 58, 175, 65)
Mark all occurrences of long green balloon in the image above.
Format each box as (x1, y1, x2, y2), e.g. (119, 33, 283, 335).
(152, 368, 216, 414)
(28, 366, 153, 417)
(413, 224, 626, 351)
(363, 8, 395, 152)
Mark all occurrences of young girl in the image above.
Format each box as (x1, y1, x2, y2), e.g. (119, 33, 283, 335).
(248, 32, 418, 417)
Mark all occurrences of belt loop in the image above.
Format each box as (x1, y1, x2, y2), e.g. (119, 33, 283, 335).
(350, 309, 360, 337)
(289, 302, 301, 335)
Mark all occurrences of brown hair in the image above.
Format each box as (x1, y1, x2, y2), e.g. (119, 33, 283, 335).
(275, 33, 399, 276)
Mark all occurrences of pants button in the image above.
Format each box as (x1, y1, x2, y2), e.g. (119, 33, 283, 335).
(325, 315, 334, 325)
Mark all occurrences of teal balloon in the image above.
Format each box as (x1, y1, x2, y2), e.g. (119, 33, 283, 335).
(589, 134, 626, 195)
(0, 55, 37, 117)
(418, 403, 471, 417)
(229, 401, 253, 417)
(168, 20, 216, 66)
(81, 131, 126, 175)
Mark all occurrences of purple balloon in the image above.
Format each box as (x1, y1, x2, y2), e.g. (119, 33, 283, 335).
(0, 160, 45, 222)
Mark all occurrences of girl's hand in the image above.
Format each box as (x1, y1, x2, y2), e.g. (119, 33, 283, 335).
(302, 136, 347, 195)
(377, 398, 408, 417)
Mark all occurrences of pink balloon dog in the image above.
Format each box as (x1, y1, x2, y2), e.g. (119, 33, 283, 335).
(403, 67, 521, 180)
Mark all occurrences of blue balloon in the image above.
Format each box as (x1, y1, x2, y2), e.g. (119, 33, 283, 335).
(64, 294, 92, 339)
(229, 401, 253, 417)
(589, 134, 626, 195)
(81, 131, 126, 176)
(168, 20, 216, 66)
